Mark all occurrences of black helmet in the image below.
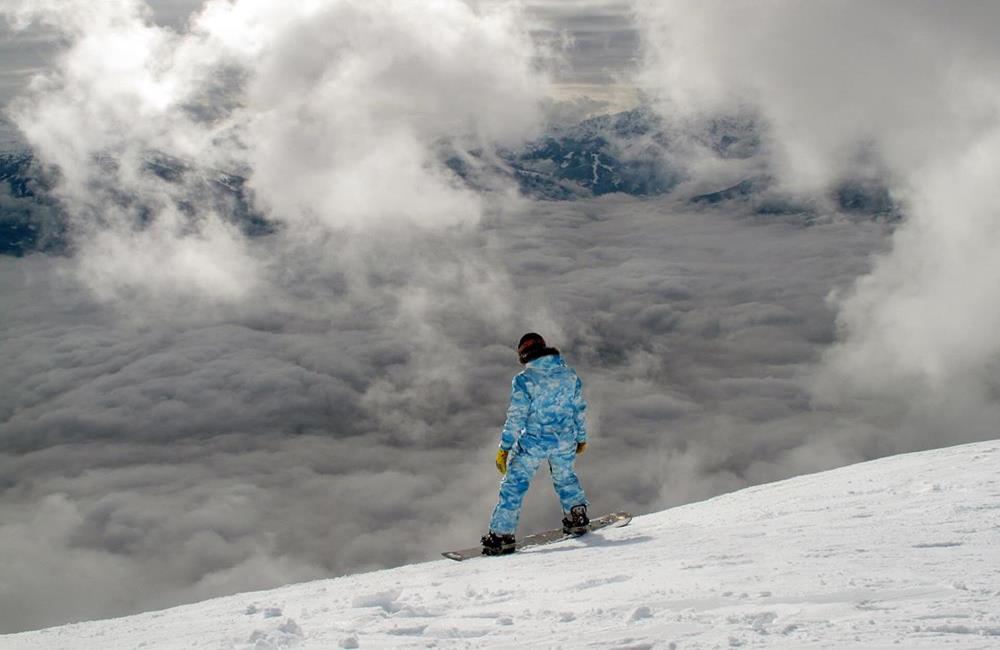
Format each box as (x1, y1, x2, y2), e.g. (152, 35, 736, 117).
(517, 332, 546, 364)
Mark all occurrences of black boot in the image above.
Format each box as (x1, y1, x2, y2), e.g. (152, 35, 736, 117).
(562, 504, 589, 535)
(481, 531, 516, 556)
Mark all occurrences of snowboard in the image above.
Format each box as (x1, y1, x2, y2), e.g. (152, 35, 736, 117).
(441, 511, 632, 561)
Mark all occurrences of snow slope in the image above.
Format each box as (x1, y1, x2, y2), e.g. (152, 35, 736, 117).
(4, 441, 1000, 649)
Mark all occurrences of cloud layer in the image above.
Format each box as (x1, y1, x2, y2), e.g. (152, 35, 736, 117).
(3, 0, 547, 304)
(0, 195, 889, 632)
(636, 0, 1000, 438)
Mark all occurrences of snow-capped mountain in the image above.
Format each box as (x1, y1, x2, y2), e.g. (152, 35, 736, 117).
(0, 107, 898, 257)
(498, 107, 691, 199)
(0, 151, 65, 256)
(0, 150, 269, 256)
(449, 107, 761, 201)
(688, 174, 899, 221)
(5, 440, 998, 649)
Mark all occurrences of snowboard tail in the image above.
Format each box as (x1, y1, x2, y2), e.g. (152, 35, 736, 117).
(442, 511, 632, 561)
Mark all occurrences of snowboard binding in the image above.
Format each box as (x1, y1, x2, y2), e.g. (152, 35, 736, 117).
(562, 504, 590, 536)
(480, 532, 516, 556)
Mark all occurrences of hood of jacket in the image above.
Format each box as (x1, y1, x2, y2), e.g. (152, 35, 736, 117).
(525, 353, 564, 371)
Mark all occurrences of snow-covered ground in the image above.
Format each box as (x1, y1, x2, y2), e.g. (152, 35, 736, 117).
(4, 440, 1000, 649)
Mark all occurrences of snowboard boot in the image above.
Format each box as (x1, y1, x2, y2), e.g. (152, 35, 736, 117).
(481, 531, 516, 556)
(562, 504, 590, 535)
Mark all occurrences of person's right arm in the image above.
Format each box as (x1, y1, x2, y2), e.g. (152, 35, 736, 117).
(572, 376, 588, 446)
(499, 375, 530, 451)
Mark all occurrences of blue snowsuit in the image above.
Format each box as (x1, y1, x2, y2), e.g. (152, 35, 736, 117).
(489, 353, 589, 535)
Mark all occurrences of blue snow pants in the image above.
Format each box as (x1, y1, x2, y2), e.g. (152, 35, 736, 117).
(488, 440, 588, 535)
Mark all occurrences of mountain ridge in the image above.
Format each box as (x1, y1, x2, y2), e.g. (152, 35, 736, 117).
(0, 107, 899, 258)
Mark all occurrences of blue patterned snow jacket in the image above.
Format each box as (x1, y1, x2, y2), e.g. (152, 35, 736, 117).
(498, 353, 587, 453)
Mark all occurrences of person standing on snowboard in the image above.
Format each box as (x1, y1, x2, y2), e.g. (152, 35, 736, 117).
(481, 333, 590, 555)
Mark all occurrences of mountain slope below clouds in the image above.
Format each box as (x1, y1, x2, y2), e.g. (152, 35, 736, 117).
(4, 440, 1000, 648)
(1, 107, 899, 257)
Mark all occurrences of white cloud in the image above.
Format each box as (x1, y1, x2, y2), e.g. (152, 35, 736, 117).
(3, 0, 549, 301)
(635, 0, 1000, 432)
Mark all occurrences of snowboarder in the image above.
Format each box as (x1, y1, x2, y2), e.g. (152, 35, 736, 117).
(481, 333, 590, 556)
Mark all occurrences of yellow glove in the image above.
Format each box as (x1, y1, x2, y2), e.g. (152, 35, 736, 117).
(576, 442, 587, 455)
(495, 448, 509, 475)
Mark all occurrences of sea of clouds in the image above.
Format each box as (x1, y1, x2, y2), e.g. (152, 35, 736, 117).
(2, 0, 999, 634)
